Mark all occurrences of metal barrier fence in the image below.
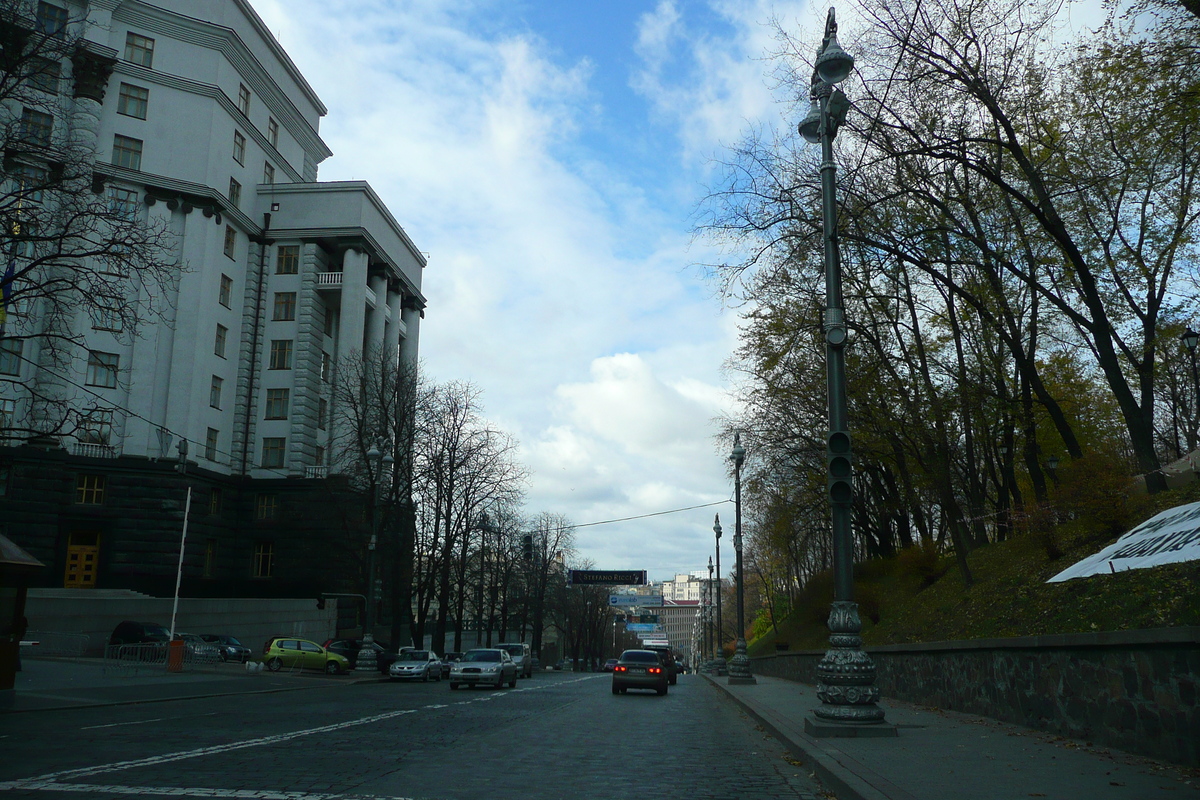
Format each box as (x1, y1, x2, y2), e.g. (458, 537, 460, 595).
(102, 641, 223, 674)
(22, 631, 90, 657)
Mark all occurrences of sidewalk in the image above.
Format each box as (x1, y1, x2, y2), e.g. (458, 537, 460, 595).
(703, 673, 1200, 800)
(1, 656, 385, 713)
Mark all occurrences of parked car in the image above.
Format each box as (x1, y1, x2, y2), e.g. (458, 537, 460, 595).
(174, 633, 220, 660)
(496, 642, 533, 678)
(441, 652, 463, 678)
(601, 658, 619, 673)
(199, 634, 252, 662)
(323, 639, 397, 673)
(108, 621, 170, 647)
(264, 638, 350, 674)
(388, 650, 442, 681)
(643, 645, 678, 685)
(553, 659, 569, 671)
(611, 649, 668, 696)
(449, 648, 517, 689)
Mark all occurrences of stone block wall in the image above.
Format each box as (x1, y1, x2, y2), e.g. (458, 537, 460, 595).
(752, 627, 1200, 766)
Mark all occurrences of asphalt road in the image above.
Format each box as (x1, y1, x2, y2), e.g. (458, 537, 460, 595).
(0, 671, 833, 800)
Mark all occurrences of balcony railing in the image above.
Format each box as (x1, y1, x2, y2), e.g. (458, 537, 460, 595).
(316, 272, 343, 290)
(73, 442, 119, 459)
(304, 465, 329, 479)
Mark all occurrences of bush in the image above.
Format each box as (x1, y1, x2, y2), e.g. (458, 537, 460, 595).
(896, 540, 944, 587)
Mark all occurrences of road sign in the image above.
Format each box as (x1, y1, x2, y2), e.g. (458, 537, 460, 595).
(608, 594, 663, 607)
(569, 570, 646, 586)
(626, 623, 658, 632)
(639, 614, 658, 624)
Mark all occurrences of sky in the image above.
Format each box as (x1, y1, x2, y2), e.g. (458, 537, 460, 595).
(244, 0, 1111, 581)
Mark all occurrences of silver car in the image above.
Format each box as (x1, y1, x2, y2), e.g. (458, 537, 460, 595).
(388, 650, 442, 681)
(448, 648, 517, 689)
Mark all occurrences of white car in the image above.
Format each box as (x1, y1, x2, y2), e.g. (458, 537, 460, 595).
(496, 642, 533, 678)
(449, 648, 517, 689)
(388, 649, 442, 681)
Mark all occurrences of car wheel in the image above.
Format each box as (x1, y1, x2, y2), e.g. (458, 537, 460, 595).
(218, 651, 228, 662)
(434, 671, 442, 682)
(449, 682, 459, 690)
(657, 685, 667, 696)
(326, 661, 341, 675)
(422, 670, 429, 682)
(612, 684, 620, 695)
(509, 675, 517, 688)
(266, 657, 282, 672)
(670, 675, 677, 685)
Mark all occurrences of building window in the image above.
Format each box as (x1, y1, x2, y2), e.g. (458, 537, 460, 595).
(203, 539, 216, 577)
(264, 388, 289, 420)
(107, 186, 138, 219)
(323, 307, 335, 337)
(205, 427, 219, 461)
(219, 274, 233, 307)
(112, 135, 143, 170)
(20, 108, 52, 145)
(92, 304, 121, 332)
(79, 410, 113, 444)
(315, 445, 325, 466)
(255, 493, 277, 520)
(35, 2, 67, 36)
(0, 398, 15, 434)
(209, 375, 223, 409)
(223, 226, 237, 259)
(267, 117, 278, 148)
(253, 541, 273, 577)
(263, 162, 275, 184)
(275, 245, 298, 274)
(76, 474, 106, 504)
(0, 339, 22, 375)
(214, 324, 228, 357)
(318, 398, 328, 430)
(261, 437, 285, 468)
(29, 57, 60, 93)
(85, 351, 119, 388)
(124, 32, 155, 67)
(269, 339, 292, 370)
(228, 178, 241, 208)
(117, 83, 149, 119)
(233, 131, 246, 165)
(321, 351, 331, 383)
(237, 83, 251, 116)
(209, 487, 222, 515)
(272, 292, 296, 321)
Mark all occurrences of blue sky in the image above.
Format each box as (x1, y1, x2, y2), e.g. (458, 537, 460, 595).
(246, 0, 1110, 580)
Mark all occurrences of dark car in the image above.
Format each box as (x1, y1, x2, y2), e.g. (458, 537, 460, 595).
(644, 645, 678, 685)
(611, 649, 668, 696)
(200, 634, 252, 662)
(441, 651, 464, 678)
(602, 658, 619, 673)
(108, 621, 170, 647)
(323, 639, 397, 673)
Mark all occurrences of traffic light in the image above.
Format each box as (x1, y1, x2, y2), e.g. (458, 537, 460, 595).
(522, 534, 533, 560)
(827, 430, 852, 505)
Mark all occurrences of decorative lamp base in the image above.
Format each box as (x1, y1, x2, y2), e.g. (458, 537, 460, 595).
(356, 633, 377, 673)
(727, 637, 756, 685)
(814, 600, 886, 724)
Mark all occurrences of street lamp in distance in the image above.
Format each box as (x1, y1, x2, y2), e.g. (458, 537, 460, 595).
(358, 439, 393, 673)
(727, 433, 756, 685)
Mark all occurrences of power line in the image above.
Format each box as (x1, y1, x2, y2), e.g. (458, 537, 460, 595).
(573, 498, 731, 529)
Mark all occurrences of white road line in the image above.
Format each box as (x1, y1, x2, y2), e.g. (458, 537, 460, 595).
(0, 780, 417, 800)
(421, 704, 448, 710)
(80, 717, 166, 730)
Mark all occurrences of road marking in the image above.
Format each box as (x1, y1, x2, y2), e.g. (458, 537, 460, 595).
(80, 718, 165, 730)
(28, 709, 419, 782)
(0, 781, 417, 800)
(421, 704, 448, 710)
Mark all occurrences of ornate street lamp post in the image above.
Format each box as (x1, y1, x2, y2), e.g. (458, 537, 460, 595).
(713, 514, 726, 675)
(798, 8, 890, 733)
(727, 434, 756, 684)
(707, 555, 715, 665)
(358, 439, 393, 673)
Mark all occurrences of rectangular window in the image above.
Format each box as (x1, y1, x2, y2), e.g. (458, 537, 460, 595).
(29, 57, 60, 93)
(263, 162, 275, 184)
(264, 388, 289, 420)
(205, 427, 218, 461)
(85, 351, 118, 388)
(321, 351, 331, 383)
(124, 32, 154, 67)
(36, 2, 67, 36)
(253, 541, 273, 577)
(315, 445, 325, 466)
(209, 487, 222, 515)
(228, 178, 241, 208)
(0, 339, 22, 375)
(107, 186, 138, 219)
(112, 135, 143, 170)
(219, 274, 232, 308)
(20, 108, 52, 145)
(233, 131, 246, 165)
(318, 398, 328, 430)
(255, 493, 277, 520)
(269, 339, 292, 370)
(92, 304, 121, 332)
(203, 538, 216, 577)
(323, 307, 335, 337)
(117, 83, 149, 119)
(0, 398, 15, 438)
(79, 410, 113, 444)
(76, 474, 106, 505)
(237, 84, 251, 116)
(275, 245, 299, 274)
(214, 324, 228, 357)
(209, 375, 223, 409)
(261, 437, 285, 468)
(223, 225, 236, 259)
(272, 292, 296, 321)
(267, 117, 278, 148)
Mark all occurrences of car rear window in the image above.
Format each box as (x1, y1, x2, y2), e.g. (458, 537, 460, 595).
(621, 651, 660, 663)
(463, 650, 502, 662)
(500, 645, 524, 656)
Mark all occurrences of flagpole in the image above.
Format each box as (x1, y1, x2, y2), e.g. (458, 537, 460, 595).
(168, 486, 192, 640)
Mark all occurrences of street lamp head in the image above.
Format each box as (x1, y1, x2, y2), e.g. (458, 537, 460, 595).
(798, 96, 823, 144)
(815, 30, 854, 85)
(366, 442, 381, 461)
(1182, 328, 1199, 353)
(730, 432, 746, 468)
(713, 513, 722, 538)
(1046, 455, 1060, 473)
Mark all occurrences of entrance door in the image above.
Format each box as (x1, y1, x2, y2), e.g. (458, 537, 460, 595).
(64, 531, 100, 588)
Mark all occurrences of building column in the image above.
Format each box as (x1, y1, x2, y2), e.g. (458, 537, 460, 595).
(399, 304, 421, 367)
(337, 248, 368, 363)
(366, 273, 387, 355)
(384, 288, 403, 357)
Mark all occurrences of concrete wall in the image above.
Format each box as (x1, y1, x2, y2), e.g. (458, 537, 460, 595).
(752, 627, 1200, 767)
(25, 588, 337, 657)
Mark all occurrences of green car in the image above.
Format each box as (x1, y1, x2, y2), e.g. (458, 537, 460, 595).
(264, 638, 350, 674)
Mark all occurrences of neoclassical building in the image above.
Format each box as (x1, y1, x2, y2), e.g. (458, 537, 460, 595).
(1, 0, 425, 600)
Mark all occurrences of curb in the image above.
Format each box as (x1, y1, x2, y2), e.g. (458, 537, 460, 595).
(701, 673, 900, 800)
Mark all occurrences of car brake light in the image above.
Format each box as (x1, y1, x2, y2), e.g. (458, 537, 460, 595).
(648, 667, 661, 674)
(614, 665, 626, 672)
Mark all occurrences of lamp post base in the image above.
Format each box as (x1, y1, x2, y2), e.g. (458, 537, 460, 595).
(814, 601, 886, 724)
(727, 636, 756, 685)
(356, 632, 377, 673)
(804, 716, 897, 738)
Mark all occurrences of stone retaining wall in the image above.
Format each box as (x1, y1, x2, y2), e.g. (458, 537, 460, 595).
(752, 627, 1200, 766)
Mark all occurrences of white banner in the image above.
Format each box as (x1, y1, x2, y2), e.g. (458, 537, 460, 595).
(1048, 501, 1200, 582)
